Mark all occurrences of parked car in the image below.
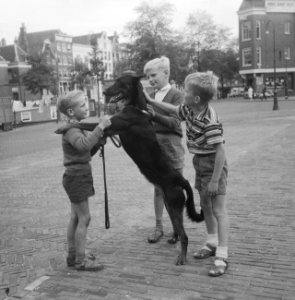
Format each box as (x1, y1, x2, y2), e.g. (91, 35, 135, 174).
(228, 87, 244, 98)
(257, 90, 274, 99)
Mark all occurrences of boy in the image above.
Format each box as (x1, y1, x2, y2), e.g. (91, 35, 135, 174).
(56, 90, 111, 271)
(143, 56, 185, 244)
(144, 72, 229, 276)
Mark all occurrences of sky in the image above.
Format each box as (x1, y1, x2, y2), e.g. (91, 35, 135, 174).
(0, 0, 241, 45)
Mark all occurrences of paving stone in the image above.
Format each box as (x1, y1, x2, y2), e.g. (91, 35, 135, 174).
(1, 100, 295, 300)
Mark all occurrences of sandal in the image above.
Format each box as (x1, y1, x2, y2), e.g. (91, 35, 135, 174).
(193, 244, 216, 259)
(208, 257, 228, 277)
(75, 257, 104, 272)
(147, 229, 163, 243)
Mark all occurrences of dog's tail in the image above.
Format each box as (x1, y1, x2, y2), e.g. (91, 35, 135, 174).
(183, 180, 204, 223)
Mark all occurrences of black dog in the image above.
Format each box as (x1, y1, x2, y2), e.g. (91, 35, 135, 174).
(97, 72, 203, 265)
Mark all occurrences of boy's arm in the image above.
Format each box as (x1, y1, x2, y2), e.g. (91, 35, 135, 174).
(146, 104, 181, 129)
(207, 143, 226, 197)
(66, 117, 111, 152)
(143, 89, 179, 116)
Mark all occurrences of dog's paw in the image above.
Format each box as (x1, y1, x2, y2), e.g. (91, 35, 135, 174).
(175, 255, 186, 265)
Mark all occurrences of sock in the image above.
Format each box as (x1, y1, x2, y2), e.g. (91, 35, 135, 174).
(216, 246, 228, 260)
(156, 219, 163, 232)
(206, 233, 218, 247)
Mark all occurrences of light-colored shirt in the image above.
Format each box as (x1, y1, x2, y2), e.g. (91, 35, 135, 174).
(178, 104, 224, 155)
(155, 84, 171, 102)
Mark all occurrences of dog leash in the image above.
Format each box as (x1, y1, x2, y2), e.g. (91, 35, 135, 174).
(100, 144, 110, 229)
(99, 135, 121, 229)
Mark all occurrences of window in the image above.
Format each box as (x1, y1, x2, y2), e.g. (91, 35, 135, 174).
(256, 47, 261, 66)
(242, 21, 251, 41)
(242, 48, 252, 66)
(256, 21, 261, 39)
(284, 47, 291, 60)
(284, 22, 290, 34)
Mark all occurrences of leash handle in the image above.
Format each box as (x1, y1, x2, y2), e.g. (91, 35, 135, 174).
(100, 145, 110, 229)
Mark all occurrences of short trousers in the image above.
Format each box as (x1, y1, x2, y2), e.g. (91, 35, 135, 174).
(192, 153, 228, 195)
(62, 172, 95, 203)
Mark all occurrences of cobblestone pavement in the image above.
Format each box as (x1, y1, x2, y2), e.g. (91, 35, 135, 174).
(1, 99, 295, 300)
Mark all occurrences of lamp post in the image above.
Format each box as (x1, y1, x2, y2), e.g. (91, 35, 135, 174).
(284, 51, 288, 100)
(266, 22, 279, 110)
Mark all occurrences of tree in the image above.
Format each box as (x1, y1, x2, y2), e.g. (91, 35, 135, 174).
(201, 48, 239, 98)
(70, 58, 91, 90)
(183, 10, 232, 71)
(124, 2, 175, 73)
(22, 54, 57, 96)
(89, 35, 105, 83)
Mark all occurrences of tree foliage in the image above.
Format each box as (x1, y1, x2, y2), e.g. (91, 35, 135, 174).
(22, 54, 57, 96)
(124, 2, 175, 73)
(70, 58, 91, 90)
(121, 2, 239, 87)
(89, 35, 105, 83)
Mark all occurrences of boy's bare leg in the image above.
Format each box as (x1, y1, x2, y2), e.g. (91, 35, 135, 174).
(212, 195, 228, 248)
(209, 194, 229, 276)
(66, 205, 78, 266)
(72, 199, 91, 263)
(193, 192, 218, 259)
(200, 192, 218, 236)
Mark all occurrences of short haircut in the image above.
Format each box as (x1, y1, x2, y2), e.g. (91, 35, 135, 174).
(185, 71, 219, 101)
(57, 90, 85, 116)
(143, 56, 170, 76)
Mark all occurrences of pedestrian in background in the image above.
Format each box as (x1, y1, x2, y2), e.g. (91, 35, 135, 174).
(56, 90, 111, 271)
(143, 56, 185, 244)
(144, 71, 229, 277)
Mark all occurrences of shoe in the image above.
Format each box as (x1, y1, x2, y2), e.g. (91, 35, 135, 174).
(67, 255, 76, 267)
(75, 257, 104, 272)
(208, 257, 228, 277)
(147, 229, 163, 243)
(67, 253, 96, 267)
(193, 243, 216, 259)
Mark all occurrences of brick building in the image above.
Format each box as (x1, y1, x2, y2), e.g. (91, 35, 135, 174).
(238, 0, 295, 96)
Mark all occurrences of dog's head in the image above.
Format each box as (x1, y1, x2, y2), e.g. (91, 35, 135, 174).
(103, 71, 147, 110)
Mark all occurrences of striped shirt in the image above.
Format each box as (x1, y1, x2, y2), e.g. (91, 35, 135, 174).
(177, 104, 224, 155)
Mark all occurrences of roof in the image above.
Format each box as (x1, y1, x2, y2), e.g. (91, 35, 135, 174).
(0, 55, 7, 62)
(26, 29, 61, 55)
(0, 44, 27, 63)
(239, 0, 265, 11)
(72, 32, 104, 45)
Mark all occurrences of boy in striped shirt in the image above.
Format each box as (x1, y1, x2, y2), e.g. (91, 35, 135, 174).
(144, 71, 229, 277)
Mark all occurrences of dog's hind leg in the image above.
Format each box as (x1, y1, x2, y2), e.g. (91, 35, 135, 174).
(164, 190, 188, 265)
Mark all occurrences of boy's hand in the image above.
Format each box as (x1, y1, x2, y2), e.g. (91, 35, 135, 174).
(145, 104, 156, 118)
(143, 88, 154, 103)
(98, 115, 112, 130)
(207, 180, 218, 197)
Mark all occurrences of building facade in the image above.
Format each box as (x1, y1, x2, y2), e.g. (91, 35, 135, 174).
(238, 0, 295, 96)
(72, 31, 121, 80)
(26, 28, 74, 94)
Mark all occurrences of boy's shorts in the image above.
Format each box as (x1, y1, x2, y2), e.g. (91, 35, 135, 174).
(192, 153, 228, 195)
(62, 171, 95, 203)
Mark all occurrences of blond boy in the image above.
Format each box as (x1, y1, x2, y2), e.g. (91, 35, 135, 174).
(145, 72, 229, 276)
(56, 90, 111, 271)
